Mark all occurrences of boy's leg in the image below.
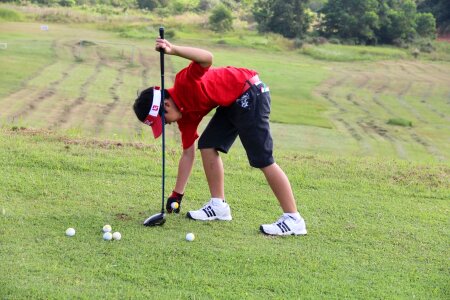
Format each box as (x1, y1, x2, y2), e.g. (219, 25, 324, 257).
(200, 148, 225, 199)
(187, 107, 236, 221)
(260, 163, 297, 213)
(186, 147, 232, 221)
(259, 163, 307, 236)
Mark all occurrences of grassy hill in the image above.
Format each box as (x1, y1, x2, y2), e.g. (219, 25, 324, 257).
(1, 19, 449, 162)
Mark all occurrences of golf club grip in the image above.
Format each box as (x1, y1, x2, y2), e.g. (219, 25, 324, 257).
(159, 26, 165, 90)
(159, 26, 165, 213)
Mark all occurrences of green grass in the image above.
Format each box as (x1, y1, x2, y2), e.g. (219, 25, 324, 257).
(1, 6, 450, 298)
(0, 34, 54, 98)
(171, 48, 332, 128)
(0, 128, 448, 298)
(300, 44, 409, 61)
(387, 118, 413, 127)
(0, 7, 23, 21)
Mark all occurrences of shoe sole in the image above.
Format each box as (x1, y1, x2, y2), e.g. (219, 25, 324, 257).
(259, 225, 307, 236)
(186, 212, 232, 221)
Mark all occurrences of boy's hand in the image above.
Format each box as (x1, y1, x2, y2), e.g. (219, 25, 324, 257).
(155, 38, 175, 55)
(166, 191, 183, 214)
(155, 40, 213, 67)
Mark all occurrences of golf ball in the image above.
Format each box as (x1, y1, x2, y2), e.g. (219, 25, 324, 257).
(186, 232, 195, 242)
(171, 202, 179, 209)
(66, 228, 76, 237)
(102, 224, 112, 233)
(103, 232, 113, 241)
(112, 232, 122, 241)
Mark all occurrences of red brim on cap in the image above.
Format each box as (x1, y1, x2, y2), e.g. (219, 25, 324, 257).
(144, 115, 163, 138)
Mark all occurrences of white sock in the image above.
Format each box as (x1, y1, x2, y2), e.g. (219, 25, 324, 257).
(211, 198, 225, 206)
(283, 212, 301, 221)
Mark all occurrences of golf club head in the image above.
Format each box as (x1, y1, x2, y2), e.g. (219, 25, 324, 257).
(143, 212, 166, 226)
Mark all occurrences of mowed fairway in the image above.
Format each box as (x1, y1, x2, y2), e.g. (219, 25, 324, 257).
(0, 128, 448, 298)
(1, 20, 450, 299)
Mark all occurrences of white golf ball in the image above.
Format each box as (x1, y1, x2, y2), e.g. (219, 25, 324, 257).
(171, 202, 179, 209)
(112, 232, 121, 241)
(66, 228, 76, 237)
(103, 232, 113, 241)
(102, 224, 112, 233)
(186, 232, 195, 242)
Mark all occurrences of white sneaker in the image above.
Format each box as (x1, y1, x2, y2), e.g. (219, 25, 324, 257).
(260, 215, 307, 236)
(186, 199, 232, 221)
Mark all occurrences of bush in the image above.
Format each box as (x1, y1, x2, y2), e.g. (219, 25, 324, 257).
(0, 8, 23, 21)
(293, 38, 303, 48)
(59, 0, 75, 7)
(197, 0, 219, 11)
(209, 4, 233, 33)
(419, 41, 435, 53)
(164, 28, 176, 39)
(328, 38, 341, 44)
(387, 118, 413, 127)
(253, 0, 312, 39)
(415, 12, 436, 38)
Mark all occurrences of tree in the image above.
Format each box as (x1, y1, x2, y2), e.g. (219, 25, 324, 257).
(417, 0, 450, 32)
(377, 0, 417, 44)
(253, 0, 312, 39)
(320, 0, 437, 45)
(136, 0, 160, 10)
(59, 0, 75, 6)
(415, 12, 436, 37)
(319, 0, 379, 44)
(209, 4, 233, 33)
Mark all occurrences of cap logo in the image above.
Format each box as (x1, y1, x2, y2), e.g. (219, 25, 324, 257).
(149, 87, 161, 117)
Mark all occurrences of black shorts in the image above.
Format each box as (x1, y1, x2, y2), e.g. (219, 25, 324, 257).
(198, 82, 274, 168)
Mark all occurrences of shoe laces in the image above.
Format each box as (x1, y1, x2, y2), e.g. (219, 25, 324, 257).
(275, 215, 290, 225)
(200, 200, 214, 209)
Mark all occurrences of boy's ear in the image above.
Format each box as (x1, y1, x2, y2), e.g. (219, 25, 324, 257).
(164, 98, 180, 112)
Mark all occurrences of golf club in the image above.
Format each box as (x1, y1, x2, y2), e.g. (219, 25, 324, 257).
(143, 26, 166, 226)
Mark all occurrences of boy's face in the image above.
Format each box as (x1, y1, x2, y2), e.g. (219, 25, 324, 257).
(164, 96, 182, 124)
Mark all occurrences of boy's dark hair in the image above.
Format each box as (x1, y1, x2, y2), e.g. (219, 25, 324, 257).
(133, 87, 169, 122)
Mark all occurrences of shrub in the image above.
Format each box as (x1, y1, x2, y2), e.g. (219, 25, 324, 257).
(137, 0, 160, 10)
(419, 41, 435, 53)
(164, 28, 176, 39)
(415, 12, 436, 38)
(197, 0, 219, 11)
(209, 4, 233, 33)
(59, 0, 75, 7)
(294, 38, 303, 48)
(0, 8, 23, 21)
(328, 38, 341, 44)
(387, 118, 413, 127)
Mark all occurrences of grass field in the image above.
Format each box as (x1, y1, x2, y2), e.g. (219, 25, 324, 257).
(1, 5, 450, 299)
(0, 128, 448, 298)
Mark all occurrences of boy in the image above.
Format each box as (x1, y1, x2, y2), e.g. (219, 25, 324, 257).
(133, 38, 307, 236)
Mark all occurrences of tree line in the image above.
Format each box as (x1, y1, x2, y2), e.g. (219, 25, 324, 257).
(2, 0, 448, 45)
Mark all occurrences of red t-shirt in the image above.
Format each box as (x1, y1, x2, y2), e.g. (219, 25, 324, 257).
(167, 61, 257, 149)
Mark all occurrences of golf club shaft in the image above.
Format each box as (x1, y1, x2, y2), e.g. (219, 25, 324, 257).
(160, 26, 165, 214)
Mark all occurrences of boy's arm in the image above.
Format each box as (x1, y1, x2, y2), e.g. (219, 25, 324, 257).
(173, 144, 196, 194)
(155, 38, 213, 68)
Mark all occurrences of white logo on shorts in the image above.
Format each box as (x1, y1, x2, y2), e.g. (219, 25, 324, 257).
(238, 93, 250, 108)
